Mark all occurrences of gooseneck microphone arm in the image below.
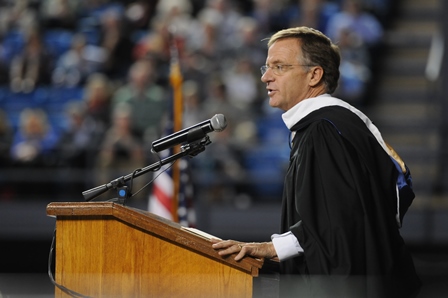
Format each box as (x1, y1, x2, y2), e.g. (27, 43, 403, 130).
(82, 136, 211, 202)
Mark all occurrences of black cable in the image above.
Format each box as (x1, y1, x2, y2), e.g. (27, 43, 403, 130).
(48, 227, 92, 298)
(129, 168, 142, 198)
(131, 160, 176, 198)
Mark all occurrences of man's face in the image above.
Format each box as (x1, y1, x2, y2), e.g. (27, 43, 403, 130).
(261, 38, 312, 111)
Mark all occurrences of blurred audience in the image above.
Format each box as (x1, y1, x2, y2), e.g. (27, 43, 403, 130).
(0, 0, 393, 203)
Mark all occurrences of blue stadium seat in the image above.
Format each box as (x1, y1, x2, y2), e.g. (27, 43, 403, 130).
(256, 111, 290, 144)
(2, 30, 25, 63)
(243, 145, 289, 199)
(45, 86, 84, 113)
(44, 30, 74, 59)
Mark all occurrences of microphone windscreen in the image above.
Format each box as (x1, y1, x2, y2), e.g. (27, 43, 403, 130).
(210, 114, 227, 132)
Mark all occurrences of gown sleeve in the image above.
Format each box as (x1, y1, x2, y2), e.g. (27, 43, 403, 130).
(288, 119, 396, 276)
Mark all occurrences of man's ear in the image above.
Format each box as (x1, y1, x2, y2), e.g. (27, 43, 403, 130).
(309, 66, 324, 87)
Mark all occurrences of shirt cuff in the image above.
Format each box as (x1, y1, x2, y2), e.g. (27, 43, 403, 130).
(271, 231, 304, 261)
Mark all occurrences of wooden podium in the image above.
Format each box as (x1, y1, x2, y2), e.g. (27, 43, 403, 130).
(46, 202, 264, 297)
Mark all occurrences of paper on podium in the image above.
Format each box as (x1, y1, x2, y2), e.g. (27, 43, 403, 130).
(181, 227, 222, 241)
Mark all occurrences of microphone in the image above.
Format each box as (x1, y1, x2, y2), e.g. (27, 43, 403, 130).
(151, 114, 227, 152)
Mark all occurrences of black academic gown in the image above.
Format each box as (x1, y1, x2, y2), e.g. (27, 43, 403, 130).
(280, 106, 421, 298)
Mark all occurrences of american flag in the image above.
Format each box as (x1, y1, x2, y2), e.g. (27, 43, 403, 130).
(177, 157, 196, 227)
(148, 129, 196, 227)
(148, 148, 174, 220)
(148, 30, 195, 227)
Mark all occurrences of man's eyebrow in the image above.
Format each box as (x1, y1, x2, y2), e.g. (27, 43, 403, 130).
(266, 60, 285, 65)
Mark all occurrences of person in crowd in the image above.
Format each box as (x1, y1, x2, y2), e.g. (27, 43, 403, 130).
(10, 108, 59, 166)
(202, 74, 257, 147)
(112, 58, 168, 142)
(56, 101, 104, 195)
(39, 0, 79, 30)
(83, 72, 113, 130)
(333, 27, 372, 106)
(202, 0, 242, 49)
(95, 102, 146, 200)
(0, 0, 37, 36)
(212, 26, 420, 298)
(230, 16, 266, 75)
(182, 80, 203, 129)
(250, 0, 285, 36)
(326, 0, 385, 105)
(185, 7, 226, 72)
(193, 74, 256, 204)
(223, 56, 259, 111)
(325, 0, 383, 55)
(52, 33, 107, 87)
(98, 7, 134, 79)
(9, 108, 60, 198)
(9, 27, 53, 93)
(282, 0, 339, 33)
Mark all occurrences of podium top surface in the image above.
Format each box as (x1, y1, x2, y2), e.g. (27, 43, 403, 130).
(47, 202, 263, 276)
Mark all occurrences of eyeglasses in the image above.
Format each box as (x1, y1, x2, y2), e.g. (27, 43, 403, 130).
(260, 64, 314, 76)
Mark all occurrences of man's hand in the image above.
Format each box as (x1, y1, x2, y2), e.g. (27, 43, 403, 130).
(211, 239, 278, 261)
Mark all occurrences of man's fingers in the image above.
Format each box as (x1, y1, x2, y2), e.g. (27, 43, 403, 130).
(212, 240, 237, 249)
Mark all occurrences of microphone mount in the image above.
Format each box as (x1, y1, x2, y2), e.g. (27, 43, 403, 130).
(82, 135, 212, 203)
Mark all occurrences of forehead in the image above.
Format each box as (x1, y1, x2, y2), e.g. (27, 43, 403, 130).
(266, 38, 302, 64)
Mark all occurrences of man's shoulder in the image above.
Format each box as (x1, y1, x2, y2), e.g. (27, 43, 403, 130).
(293, 105, 363, 132)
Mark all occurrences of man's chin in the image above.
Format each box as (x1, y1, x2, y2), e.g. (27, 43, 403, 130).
(268, 98, 277, 108)
(269, 98, 284, 110)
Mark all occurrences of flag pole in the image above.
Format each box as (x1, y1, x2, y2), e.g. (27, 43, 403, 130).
(169, 28, 183, 222)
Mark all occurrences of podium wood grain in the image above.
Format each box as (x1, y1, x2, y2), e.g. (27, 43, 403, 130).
(47, 202, 263, 297)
